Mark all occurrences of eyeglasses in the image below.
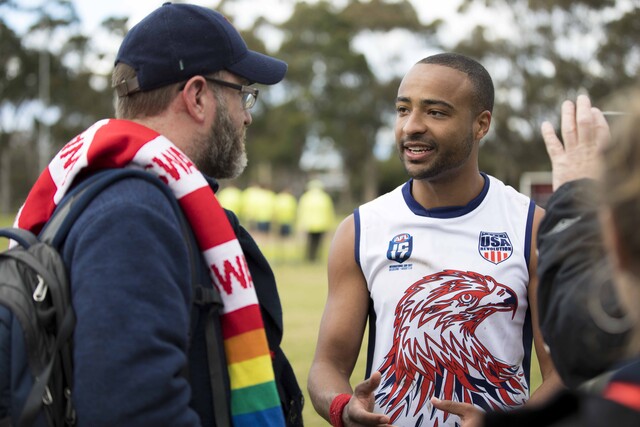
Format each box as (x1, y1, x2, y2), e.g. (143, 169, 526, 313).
(203, 77, 259, 110)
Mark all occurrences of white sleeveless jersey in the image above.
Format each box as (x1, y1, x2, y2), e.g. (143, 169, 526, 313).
(355, 174, 536, 427)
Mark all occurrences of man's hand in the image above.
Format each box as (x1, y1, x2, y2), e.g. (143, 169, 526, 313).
(430, 397, 485, 427)
(343, 371, 395, 426)
(540, 94, 610, 191)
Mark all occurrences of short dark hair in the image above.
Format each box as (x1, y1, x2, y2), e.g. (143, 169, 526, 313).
(418, 53, 494, 114)
(112, 63, 181, 119)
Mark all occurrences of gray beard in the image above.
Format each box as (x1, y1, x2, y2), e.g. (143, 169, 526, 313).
(195, 95, 247, 179)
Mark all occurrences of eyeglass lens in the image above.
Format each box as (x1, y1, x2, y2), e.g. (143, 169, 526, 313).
(243, 93, 257, 110)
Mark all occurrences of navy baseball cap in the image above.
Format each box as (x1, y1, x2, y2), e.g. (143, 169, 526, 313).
(114, 2, 287, 96)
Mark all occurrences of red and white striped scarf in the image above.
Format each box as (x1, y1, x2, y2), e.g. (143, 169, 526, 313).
(15, 119, 285, 426)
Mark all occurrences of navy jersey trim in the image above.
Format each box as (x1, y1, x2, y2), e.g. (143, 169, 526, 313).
(524, 199, 536, 268)
(521, 200, 536, 389)
(522, 304, 533, 388)
(365, 297, 377, 380)
(401, 173, 490, 218)
(354, 208, 361, 267)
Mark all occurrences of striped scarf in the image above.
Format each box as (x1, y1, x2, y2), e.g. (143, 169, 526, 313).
(15, 119, 285, 427)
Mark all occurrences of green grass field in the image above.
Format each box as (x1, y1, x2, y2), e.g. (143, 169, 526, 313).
(274, 260, 368, 427)
(0, 214, 542, 426)
(1, 215, 13, 228)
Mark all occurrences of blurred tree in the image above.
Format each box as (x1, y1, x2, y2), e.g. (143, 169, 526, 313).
(0, 0, 125, 213)
(2, 0, 638, 212)
(454, 0, 639, 187)
(249, 0, 441, 208)
(0, 19, 38, 214)
(233, 26, 309, 193)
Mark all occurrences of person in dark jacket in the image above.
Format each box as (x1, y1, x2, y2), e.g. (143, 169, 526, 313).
(432, 93, 640, 425)
(0, 3, 301, 427)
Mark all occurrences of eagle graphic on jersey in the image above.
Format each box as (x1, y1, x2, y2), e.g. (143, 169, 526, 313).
(375, 269, 528, 425)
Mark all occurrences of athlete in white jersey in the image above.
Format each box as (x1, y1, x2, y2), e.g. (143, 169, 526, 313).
(308, 53, 563, 427)
(358, 174, 533, 426)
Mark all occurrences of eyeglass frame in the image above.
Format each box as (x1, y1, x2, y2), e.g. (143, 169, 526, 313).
(203, 76, 259, 110)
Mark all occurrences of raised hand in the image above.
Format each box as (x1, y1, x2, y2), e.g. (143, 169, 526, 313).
(540, 94, 610, 191)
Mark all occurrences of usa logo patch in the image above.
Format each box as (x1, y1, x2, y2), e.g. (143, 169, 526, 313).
(478, 231, 513, 264)
(387, 233, 413, 264)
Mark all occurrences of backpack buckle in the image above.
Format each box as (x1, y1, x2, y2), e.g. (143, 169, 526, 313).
(42, 385, 53, 406)
(33, 275, 48, 302)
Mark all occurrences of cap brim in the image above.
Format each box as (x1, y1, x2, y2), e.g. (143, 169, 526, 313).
(227, 50, 287, 85)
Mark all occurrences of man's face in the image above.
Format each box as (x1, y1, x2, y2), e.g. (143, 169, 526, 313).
(394, 63, 483, 182)
(194, 76, 250, 179)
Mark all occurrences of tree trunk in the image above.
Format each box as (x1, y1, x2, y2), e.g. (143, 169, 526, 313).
(0, 140, 11, 215)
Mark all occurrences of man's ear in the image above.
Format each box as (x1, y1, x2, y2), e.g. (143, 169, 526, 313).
(181, 76, 211, 123)
(474, 110, 492, 141)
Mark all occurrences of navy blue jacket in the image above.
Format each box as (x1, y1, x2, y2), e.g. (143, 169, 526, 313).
(1, 174, 302, 426)
(2, 176, 222, 426)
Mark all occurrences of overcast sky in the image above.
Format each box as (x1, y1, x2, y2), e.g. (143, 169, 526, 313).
(6, 0, 468, 79)
(0, 0, 482, 149)
(73, 0, 462, 34)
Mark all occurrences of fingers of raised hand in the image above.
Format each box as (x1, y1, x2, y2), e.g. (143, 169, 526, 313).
(590, 107, 611, 150)
(540, 121, 564, 159)
(575, 94, 596, 147)
(560, 99, 578, 148)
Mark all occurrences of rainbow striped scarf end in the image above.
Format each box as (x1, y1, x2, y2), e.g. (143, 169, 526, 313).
(231, 379, 285, 427)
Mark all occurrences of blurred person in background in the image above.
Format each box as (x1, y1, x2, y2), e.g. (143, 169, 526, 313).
(241, 182, 262, 231)
(253, 184, 276, 242)
(297, 179, 335, 263)
(217, 183, 244, 214)
(273, 187, 298, 263)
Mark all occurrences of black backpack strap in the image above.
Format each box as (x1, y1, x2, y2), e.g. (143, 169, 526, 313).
(0, 228, 39, 249)
(192, 286, 230, 427)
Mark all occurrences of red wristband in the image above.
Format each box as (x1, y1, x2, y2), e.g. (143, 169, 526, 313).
(329, 393, 352, 427)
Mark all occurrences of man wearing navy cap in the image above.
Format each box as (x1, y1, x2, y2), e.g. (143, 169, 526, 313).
(3, 3, 296, 427)
(112, 1, 287, 180)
